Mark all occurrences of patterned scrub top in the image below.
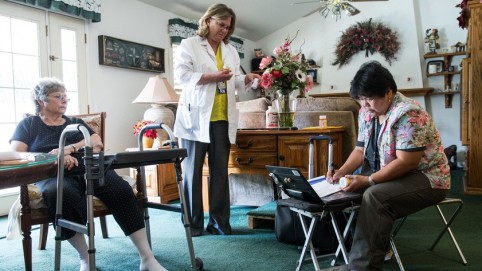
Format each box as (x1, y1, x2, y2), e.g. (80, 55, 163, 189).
(357, 92, 450, 189)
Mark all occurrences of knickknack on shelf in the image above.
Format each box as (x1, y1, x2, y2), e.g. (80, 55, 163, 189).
(98, 35, 165, 73)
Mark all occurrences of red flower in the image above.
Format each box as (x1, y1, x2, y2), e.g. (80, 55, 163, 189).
(271, 69, 282, 78)
(133, 120, 157, 139)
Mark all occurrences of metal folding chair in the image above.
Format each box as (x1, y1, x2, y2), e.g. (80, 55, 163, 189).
(271, 135, 360, 271)
(390, 197, 467, 271)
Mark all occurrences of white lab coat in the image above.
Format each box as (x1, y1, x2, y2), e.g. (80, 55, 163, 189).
(173, 36, 245, 143)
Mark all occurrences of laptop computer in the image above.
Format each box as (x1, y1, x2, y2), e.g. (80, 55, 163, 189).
(266, 165, 362, 205)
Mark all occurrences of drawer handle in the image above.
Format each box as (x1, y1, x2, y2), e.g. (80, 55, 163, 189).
(235, 141, 253, 149)
(235, 157, 253, 165)
(279, 155, 285, 161)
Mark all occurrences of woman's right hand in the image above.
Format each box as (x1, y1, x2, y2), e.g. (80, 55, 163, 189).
(326, 169, 345, 184)
(216, 68, 233, 82)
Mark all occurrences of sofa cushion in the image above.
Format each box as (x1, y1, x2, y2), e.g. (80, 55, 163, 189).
(237, 97, 272, 129)
(296, 97, 360, 122)
(237, 97, 271, 112)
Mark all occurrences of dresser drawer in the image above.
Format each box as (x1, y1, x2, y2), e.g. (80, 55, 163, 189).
(229, 152, 277, 168)
(233, 134, 277, 151)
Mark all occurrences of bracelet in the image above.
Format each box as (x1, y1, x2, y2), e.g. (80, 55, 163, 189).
(70, 144, 77, 152)
(368, 175, 376, 186)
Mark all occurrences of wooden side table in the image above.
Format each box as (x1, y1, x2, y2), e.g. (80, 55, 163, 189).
(126, 147, 179, 203)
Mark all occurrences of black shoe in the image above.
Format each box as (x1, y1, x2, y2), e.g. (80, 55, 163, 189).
(206, 225, 231, 235)
(190, 228, 203, 237)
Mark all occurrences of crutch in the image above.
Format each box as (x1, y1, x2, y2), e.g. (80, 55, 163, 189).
(54, 124, 104, 271)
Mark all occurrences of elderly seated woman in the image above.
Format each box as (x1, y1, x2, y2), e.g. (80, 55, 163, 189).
(9, 77, 167, 271)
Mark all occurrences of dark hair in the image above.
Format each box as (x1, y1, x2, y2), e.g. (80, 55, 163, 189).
(349, 61, 397, 99)
(197, 3, 236, 43)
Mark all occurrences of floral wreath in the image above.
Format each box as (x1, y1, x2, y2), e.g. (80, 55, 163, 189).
(332, 18, 400, 68)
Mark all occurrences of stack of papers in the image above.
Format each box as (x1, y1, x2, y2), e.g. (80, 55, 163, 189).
(0, 151, 21, 161)
(308, 175, 341, 198)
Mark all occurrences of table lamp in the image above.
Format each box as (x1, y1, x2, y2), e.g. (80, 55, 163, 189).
(133, 75, 179, 144)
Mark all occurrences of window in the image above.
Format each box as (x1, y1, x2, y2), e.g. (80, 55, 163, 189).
(0, 1, 87, 206)
(0, 1, 87, 151)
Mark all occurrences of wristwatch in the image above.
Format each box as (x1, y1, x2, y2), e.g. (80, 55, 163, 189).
(368, 175, 376, 186)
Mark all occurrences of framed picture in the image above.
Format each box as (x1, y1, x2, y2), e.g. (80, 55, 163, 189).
(307, 69, 318, 83)
(98, 35, 165, 73)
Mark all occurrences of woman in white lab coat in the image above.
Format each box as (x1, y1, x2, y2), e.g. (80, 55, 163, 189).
(174, 3, 259, 236)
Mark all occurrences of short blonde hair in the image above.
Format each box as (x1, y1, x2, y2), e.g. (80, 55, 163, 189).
(197, 3, 236, 43)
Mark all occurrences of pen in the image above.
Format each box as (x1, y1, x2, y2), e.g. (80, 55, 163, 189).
(329, 163, 335, 185)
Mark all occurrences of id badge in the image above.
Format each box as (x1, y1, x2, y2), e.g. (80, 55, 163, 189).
(217, 81, 227, 94)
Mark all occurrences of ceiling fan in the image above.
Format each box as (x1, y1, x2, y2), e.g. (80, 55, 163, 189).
(291, 0, 388, 20)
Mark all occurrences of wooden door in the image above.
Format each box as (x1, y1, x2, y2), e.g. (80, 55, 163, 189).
(465, 1, 482, 195)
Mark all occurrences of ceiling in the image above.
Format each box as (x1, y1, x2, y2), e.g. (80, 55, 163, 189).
(136, 0, 361, 41)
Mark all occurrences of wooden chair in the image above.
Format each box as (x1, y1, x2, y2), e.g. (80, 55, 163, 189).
(18, 112, 142, 271)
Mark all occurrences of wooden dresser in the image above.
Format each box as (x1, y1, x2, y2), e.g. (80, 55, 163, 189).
(202, 127, 345, 210)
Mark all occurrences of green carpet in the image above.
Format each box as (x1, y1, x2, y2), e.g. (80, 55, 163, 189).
(1, 169, 481, 271)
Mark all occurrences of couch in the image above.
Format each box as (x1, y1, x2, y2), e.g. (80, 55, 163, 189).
(237, 97, 360, 161)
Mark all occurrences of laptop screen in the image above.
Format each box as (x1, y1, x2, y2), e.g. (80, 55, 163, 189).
(266, 165, 324, 204)
(266, 165, 362, 205)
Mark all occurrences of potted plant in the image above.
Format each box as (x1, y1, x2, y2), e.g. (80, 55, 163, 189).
(133, 120, 158, 148)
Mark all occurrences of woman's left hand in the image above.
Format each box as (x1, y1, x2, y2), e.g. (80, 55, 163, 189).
(245, 73, 260, 84)
(340, 175, 370, 192)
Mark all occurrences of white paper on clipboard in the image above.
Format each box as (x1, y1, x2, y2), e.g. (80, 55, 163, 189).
(308, 175, 341, 198)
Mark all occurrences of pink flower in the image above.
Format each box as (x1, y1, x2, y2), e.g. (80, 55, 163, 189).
(259, 56, 273, 69)
(273, 47, 282, 56)
(291, 53, 300, 62)
(304, 75, 314, 91)
(260, 72, 273, 89)
(281, 41, 290, 51)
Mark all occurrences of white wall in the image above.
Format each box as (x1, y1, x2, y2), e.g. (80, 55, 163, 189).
(255, 0, 467, 164)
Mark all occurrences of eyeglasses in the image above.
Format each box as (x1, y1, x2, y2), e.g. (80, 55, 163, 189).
(48, 94, 70, 101)
(211, 18, 231, 31)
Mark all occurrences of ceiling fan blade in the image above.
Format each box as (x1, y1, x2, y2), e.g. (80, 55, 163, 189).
(343, 2, 361, 16)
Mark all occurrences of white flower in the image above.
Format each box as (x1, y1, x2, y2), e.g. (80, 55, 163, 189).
(295, 69, 306, 83)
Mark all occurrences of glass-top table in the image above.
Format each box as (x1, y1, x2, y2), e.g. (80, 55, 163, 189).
(0, 153, 57, 190)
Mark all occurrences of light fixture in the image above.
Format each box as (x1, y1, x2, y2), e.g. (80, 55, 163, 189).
(133, 75, 179, 143)
(319, 0, 360, 20)
(293, 0, 364, 20)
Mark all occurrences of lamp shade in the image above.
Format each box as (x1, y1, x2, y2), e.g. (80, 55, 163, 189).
(132, 75, 179, 104)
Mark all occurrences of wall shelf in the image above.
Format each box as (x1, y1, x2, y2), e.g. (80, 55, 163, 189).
(428, 91, 460, 108)
(424, 52, 466, 108)
(310, 88, 434, 98)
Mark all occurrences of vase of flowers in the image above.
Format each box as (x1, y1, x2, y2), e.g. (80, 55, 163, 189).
(133, 120, 158, 149)
(258, 31, 314, 128)
(275, 91, 297, 128)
